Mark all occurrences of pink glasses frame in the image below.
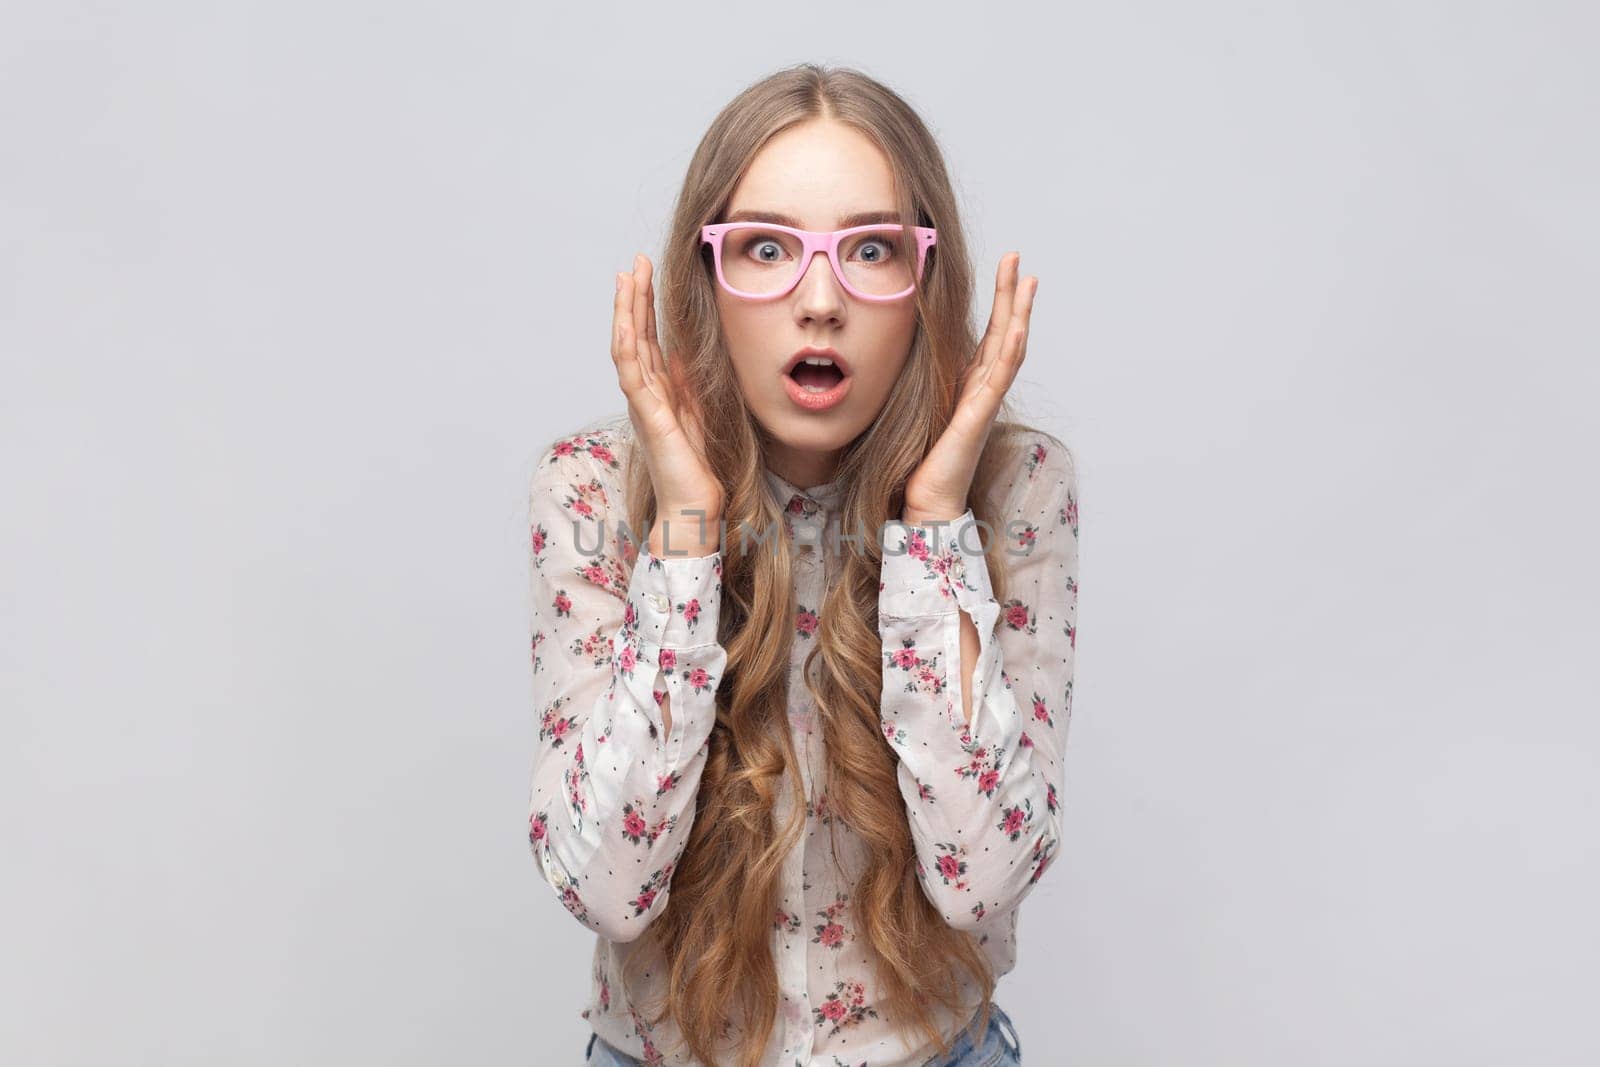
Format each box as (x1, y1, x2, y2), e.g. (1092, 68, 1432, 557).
(700, 221, 938, 302)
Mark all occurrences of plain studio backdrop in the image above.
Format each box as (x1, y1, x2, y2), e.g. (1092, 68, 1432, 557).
(3, 2, 1596, 1065)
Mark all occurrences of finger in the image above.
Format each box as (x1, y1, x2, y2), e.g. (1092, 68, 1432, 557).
(613, 272, 647, 390)
(630, 254, 661, 384)
(614, 273, 658, 398)
(975, 252, 1020, 374)
(641, 259, 667, 381)
(957, 275, 1036, 432)
(981, 275, 1037, 398)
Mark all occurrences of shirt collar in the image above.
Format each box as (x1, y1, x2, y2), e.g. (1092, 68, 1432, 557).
(763, 465, 846, 516)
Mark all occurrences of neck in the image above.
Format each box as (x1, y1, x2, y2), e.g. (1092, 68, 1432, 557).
(765, 443, 841, 491)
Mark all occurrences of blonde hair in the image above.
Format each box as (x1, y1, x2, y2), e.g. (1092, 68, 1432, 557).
(616, 62, 1056, 1065)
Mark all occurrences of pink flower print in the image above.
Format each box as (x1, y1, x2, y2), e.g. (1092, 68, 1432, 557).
(1015, 522, 1037, 554)
(812, 894, 850, 950)
(999, 799, 1032, 841)
(890, 646, 921, 669)
(553, 591, 572, 617)
(530, 524, 547, 555)
(933, 843, 969, 888)
(657, 647, 677, 672)
(1032, 692, 1054, 727)
(1025, 441, 1047, 475)
(1004, 601, 1031, 630)
(623, 599, 636, 629)
(1064, 493, 1079, 536)
(656, 770, 680, 797)
(687, 667, 713, 694)
(542, 710, 575, 746)
(813, 919, 846, 949)
(882, 720, 908, 747)
(1046, 781, 1059, 814)
(617, 643, 637, 676)
(1020, 730, 1034, 749)
(559, 884, 589, 924)
(795, 605, 819, 638)
(681, 598, 701, 628)
(1029, 834, 1059, 884)
(905, 528, 930, 561)
(1065, 619, 1077, 648)
(579, 562, 608, 587)
(527, 810, 547, 844)
(632, 886, 657, 913)
(977, 768, 1000, 796)
(811, 977, 880, 1036)
(572, 498, 594, 518)
(620, 801, 649, 845)
(553, 440, 576, 457)
(589, 443, 615, 467)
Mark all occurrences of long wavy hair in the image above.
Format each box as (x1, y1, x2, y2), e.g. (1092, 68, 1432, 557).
(614, 63, 1053, 1066)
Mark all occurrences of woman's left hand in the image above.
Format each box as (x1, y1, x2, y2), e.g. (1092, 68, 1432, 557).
(902, 252, 1037, 524)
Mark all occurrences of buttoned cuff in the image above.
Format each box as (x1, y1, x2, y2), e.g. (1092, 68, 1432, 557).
(626, 545, 722, 647)
(879, 508, 995, 618)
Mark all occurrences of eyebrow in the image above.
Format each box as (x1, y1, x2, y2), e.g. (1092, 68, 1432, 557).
(725, 209, 902, 229)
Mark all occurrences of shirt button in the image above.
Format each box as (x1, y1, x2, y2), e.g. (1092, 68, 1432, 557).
(647, 593, 668, 612)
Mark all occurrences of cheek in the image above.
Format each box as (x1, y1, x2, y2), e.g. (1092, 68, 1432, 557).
(856, 317, 918, 391)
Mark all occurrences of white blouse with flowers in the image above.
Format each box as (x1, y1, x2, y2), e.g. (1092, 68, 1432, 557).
(525, 414, 1080, 1067)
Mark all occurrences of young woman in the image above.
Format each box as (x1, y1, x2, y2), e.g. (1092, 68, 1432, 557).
(527, 64, 1079, 1067)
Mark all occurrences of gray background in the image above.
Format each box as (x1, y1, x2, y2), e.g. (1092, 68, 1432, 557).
(3, 2, 1596, 1064)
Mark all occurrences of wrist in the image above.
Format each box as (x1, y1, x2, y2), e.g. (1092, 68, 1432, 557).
(901, 507, 963, 526)
(648, 510, 722, 558)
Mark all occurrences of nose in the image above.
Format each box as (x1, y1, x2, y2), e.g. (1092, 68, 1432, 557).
(793, 248, 845, 322)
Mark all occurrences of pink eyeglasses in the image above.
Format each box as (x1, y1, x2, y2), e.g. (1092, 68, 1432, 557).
(701, 221, 938, 302)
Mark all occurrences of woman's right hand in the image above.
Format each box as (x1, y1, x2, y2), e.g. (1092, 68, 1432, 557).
(613, 253, 724, 554)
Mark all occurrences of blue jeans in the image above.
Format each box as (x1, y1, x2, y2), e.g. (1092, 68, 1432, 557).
(583, 1001, 1022, 1066)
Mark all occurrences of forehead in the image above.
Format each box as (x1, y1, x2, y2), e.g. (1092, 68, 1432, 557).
(727, 120, 898, 230)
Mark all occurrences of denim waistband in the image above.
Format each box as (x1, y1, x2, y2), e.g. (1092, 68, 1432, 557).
(586, 1001, 1021, 1065)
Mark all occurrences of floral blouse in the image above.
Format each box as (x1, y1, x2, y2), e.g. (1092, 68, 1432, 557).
(525, 415, 1080, 1067)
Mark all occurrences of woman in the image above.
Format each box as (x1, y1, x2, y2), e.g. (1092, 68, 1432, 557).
(527, 63, 1079, 1067)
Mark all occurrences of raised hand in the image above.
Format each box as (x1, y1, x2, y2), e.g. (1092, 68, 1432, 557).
(613, 253, 725, 555)
(903, 252, 1037, 524)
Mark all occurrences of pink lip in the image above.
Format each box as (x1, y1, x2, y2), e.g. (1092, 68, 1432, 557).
(781, 345, 853, 413)
(783, 370, 853, 412)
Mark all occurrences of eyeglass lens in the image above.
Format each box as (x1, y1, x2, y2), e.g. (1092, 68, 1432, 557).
(720, 227, 917, 296)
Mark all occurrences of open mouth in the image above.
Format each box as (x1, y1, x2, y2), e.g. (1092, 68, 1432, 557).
(787, 359, 847, 393)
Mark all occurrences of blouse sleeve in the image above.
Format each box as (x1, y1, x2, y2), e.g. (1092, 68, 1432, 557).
(525, 437, 728, 942)
(876, 437, 1080, 931)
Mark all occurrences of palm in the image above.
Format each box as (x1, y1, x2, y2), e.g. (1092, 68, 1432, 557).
(904, 252, 1038, 522)
(614, 255, 723, 517)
